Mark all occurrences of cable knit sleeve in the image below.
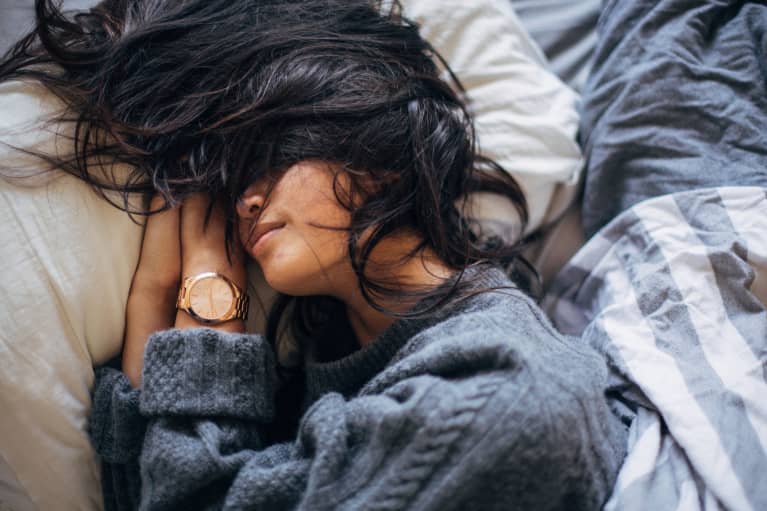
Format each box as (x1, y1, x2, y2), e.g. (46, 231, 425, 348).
(96, 325, 624, 511)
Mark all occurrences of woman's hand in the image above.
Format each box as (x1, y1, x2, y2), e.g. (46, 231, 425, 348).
(123, 195, 181, 387)
(122, 193, 247, 388)
(174, 193, 247, 332)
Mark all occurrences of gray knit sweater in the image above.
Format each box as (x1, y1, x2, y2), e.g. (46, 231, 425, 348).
(89, 267, 627, 511)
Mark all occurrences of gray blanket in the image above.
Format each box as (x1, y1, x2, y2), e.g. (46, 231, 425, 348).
(546, 186, 767, 511)
(579, 0, 767, 238)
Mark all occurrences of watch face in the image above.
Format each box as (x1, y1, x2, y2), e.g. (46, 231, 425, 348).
(189, 275, 235, 321)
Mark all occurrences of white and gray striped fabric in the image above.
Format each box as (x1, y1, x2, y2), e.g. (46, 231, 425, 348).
(544, 186, 767, 511)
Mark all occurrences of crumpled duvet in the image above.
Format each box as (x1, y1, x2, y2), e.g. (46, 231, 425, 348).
(546, 186, 767, 511)
(579, 0, 767, 238)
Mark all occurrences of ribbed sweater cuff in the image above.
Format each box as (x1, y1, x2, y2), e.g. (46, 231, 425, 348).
(139, 328, 276, 421)
(90, 367, 146, 464)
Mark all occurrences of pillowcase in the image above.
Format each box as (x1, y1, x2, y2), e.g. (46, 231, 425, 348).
(0, 81, 143, 511)
(0, 2, 582, 509)
(400, 0, 582, 236)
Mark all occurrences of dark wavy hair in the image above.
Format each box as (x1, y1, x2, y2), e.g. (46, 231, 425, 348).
(1, 0, 532, 431)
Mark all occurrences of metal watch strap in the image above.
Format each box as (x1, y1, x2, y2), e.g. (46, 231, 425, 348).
(232, 293, 249, 321)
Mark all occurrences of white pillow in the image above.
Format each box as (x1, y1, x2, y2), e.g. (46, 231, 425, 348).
(0, 81, 143, 511)
(400, 0, 583, 235)
(0, 2, 582, 509)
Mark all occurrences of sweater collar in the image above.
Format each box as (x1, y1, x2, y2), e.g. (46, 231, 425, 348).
(303, 264, 512, 401)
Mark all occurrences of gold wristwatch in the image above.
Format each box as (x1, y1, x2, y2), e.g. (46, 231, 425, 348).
(176, 272, 249, 324)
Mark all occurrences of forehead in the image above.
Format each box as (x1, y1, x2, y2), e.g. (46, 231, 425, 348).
(246, 160, 343, 191)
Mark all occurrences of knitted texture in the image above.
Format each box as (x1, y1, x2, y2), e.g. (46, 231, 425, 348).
(90, 368, 146, 463)
(90, 266, 627, 510)
(89, 368, 145, 511)
(140, 329, 276, 421)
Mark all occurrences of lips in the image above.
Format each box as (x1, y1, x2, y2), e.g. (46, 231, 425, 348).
(247, 221, 284, 253)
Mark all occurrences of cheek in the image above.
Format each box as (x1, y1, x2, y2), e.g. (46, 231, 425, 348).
(257, 225, 349, 296)
(252, 162, 355, 296)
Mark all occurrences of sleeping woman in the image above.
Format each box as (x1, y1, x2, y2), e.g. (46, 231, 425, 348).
(0, 0, 627, 509)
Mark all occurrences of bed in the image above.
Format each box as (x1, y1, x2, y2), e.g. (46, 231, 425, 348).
(1, 0, 766, 510)
(543, 1, 767, 509)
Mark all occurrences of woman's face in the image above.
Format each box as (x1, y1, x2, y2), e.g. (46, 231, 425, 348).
(236, 160, 355, 297)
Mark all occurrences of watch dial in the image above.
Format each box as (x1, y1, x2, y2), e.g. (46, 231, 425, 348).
(189, 276, 234, 320)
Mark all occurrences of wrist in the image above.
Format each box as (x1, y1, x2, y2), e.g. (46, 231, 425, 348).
(123, 287, 178, 388)
(175, 309, 245, 333)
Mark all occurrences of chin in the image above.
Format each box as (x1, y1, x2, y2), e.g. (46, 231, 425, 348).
(260, 264, 322, 297)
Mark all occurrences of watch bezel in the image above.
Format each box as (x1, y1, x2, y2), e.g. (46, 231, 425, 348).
(181, 272, 238, 324)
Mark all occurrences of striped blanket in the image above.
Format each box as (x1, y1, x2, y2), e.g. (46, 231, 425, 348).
(544, 187, 767, 511)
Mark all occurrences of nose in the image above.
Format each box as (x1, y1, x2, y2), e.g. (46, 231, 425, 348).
(236, 186, 264, 219)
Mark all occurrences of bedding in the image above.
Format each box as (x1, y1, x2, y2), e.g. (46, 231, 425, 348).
(545, 186, 767, 511)
(512, 0, 600, 92)
(402, 0, 583, 236)
(7, 1, 765, 510)
(0, 2, 585, 509)
(508, 0, 602, 284)
(0, 81, 144, 511)
(579, 0, 767, 238)
(563, 2, 767, 508)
